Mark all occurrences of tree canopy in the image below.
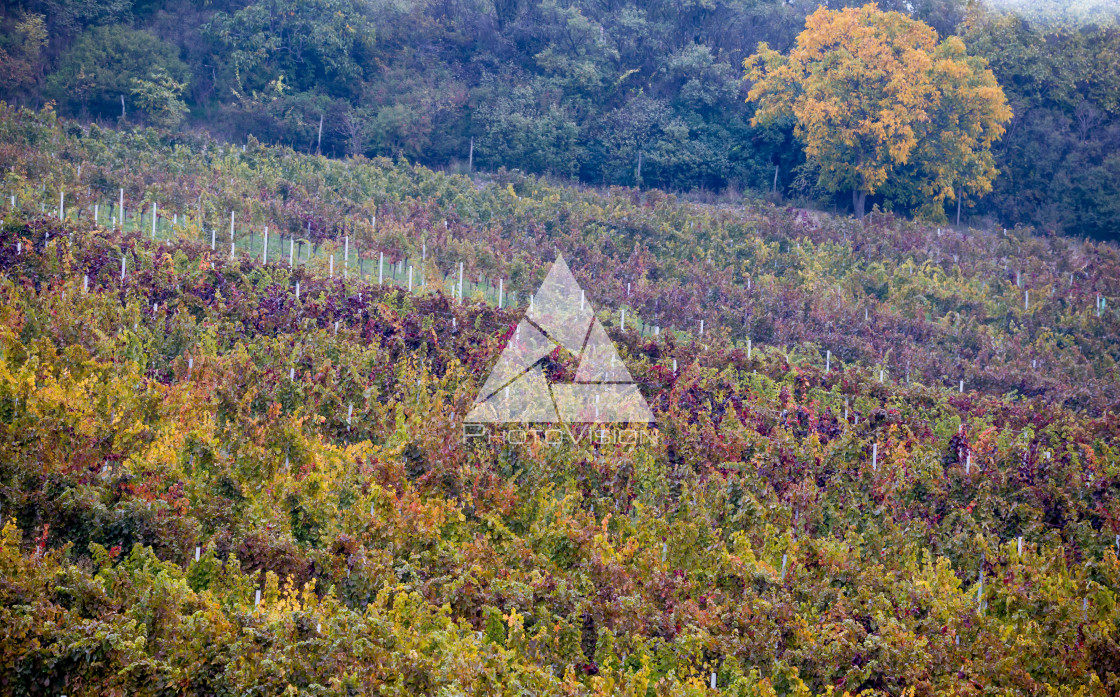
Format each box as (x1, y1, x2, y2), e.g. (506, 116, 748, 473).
(744, 3, 1012, 221)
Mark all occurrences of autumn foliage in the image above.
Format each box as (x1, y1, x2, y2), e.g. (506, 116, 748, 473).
(745, 4, 1013, 221)
(0, 107, 1118, 695)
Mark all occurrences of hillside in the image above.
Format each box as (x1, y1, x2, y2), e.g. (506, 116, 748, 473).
(1, 0, 1119, 238)
(0, 108, 1120, 695)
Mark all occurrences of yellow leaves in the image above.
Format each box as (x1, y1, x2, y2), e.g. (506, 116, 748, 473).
(745, 3, 1011, 206)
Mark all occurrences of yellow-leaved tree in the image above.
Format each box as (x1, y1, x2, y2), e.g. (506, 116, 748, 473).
(744, 3, 1013, 221)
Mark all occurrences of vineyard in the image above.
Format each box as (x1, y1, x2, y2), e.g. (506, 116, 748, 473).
(1, 104, 1120, 695)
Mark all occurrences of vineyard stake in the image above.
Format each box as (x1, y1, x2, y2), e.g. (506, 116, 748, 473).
(120, 256, 126, 280)
(263, 227, 268, 264)
(82, 274, 88, 293)
(498, 279, 504, 309)
(151, 202, 157, 239)
(329, 254, 334, 278)
(289, 238, 295, 268)
(195, 546, 200, 562)
(379, 253, 384, 285)
(872, 443, 877, 471)
(748, 339, 752, 360)
(977, 554, 984, 604)
(211, 228, 216, 250)
(58, 191, 64, 219)
(621, 309, 626, 330)
(118, 189, 123, 230)
(296, 281, 300, 300)
(408, 266, 413, 292)
(699, 319, 704, 336)
(230, 211, 235, 241)
(959, 380, 964, 392)
(780, 553, 787, 580)
(1017, 536, 1023, 557)
(94, 204, 98, 224)
(826, 350, 831, 372)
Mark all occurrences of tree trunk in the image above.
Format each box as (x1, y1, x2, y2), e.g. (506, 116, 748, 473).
(852, 188, 866, 220)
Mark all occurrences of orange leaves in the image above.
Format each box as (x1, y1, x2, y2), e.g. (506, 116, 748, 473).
(745, 3, 1011, 216)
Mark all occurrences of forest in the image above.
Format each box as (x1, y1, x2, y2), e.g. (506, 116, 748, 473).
(0, 0, 1119, 238)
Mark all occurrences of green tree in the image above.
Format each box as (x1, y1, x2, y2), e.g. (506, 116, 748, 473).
(744, 3, 1012, 220)
(131, 67, 188, 128)
(203, 0, 378, 101)
(44, 25, 189, 120)
(0, 13, 47, 94)
(961, 6, 1120, 238)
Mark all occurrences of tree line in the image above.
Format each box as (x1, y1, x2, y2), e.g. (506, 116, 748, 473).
(0, 0, 1117, 238)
